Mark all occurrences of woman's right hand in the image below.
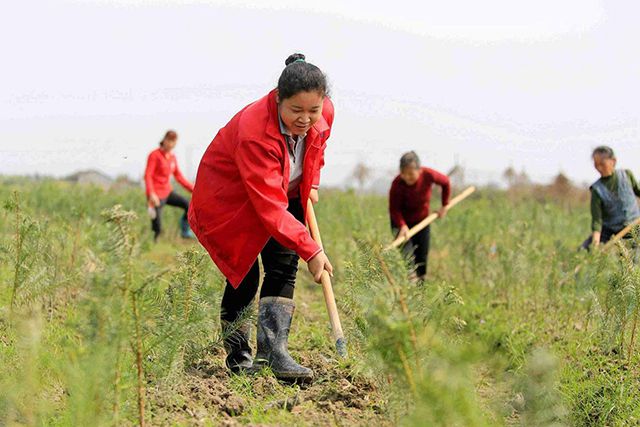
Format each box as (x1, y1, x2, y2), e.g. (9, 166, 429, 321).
(149, 193, 160, 207)
(307, 251, 333, 283)
(398, 225, 410, 240)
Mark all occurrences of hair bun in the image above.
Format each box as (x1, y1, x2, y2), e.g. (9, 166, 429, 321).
(285, 53, 306, 66)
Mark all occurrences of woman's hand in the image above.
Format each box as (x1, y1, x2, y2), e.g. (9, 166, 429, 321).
(398, 225, 410, 240)
(310, 189, 319, 204)
(149, 193, 160, 207)
(307, 251, 333, 283)
(437, 206, 448, 218)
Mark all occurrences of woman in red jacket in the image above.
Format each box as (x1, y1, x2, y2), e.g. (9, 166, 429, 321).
(389, 151, 450, 282)
(144, 130, 195, 241)
(189, 53, 334, 381)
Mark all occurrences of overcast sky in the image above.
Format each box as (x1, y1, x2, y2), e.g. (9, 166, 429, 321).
(1, 0, 639, 187)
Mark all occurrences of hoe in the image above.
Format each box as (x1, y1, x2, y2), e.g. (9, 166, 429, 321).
(306, 199, 348, 358)
(385, 186, 476, 251)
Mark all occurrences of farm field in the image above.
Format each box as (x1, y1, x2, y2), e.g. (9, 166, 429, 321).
(1, 178, 640, 426)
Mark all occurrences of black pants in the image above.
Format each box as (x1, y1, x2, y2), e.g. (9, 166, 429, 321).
(580, 226, 636, 251)
(392, 222, 431, 279)
(151, 191, 189, 240)
(220, 199, 304, 323)
(580, 227, 618, 250)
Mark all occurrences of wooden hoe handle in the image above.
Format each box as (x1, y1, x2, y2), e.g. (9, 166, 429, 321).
(602, 216, 640, 250)
(306, 200, 348, 358)
(386, 186, 476, 250)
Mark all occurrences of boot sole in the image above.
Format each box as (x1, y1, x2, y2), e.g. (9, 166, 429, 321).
(249, 364, 314, 383)
(273, 372, 314, 383)
(227, 365, 253, 374)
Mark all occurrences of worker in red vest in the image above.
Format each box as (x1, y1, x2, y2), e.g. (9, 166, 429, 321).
(389, 151, 450, 282)
(189, 54, 334, 381)
(144, 130, 194, 241)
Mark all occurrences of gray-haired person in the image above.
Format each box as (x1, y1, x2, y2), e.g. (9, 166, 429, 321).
(581, 146, 640, 249)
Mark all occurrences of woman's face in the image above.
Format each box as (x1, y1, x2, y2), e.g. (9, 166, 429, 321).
(277, 91, 324, 136)
(400, 166, 421, 185)
(593, 153, 616, 177)
(161, 138, 177, 152)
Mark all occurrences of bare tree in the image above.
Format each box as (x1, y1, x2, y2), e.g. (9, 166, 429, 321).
(447, 164, 465, 189)
(503, 166, 517, 188)
(351, 162, 373, 191)
(516, 169, 531, 187)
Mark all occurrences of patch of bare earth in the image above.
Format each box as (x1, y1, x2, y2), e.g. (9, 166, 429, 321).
(148, 348, 390, 426)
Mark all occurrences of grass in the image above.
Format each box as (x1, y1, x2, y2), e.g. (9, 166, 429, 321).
(1, 177, 640, 426)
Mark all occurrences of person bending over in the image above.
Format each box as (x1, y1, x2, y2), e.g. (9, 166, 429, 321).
(389, 151, 450, 282)
(189, 53, 334, 382)
(581, 146, 640, 249)
(144, 130, 195, 241)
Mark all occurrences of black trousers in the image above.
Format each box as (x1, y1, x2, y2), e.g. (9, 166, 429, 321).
(392, 221, 431, 279)
(580, 226, 635, 251)
(151, 191, 190, 239)
(220, 199, 304, 323)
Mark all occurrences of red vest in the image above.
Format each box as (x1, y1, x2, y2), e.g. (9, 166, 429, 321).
(189, 90, 333, 287)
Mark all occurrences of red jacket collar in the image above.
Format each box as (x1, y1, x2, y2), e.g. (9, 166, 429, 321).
(266, 89, 329, 147)
(155, 147, 174, 160)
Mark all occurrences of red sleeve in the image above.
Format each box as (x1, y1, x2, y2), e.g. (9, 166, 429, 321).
(429, 168, 451, 206)
(144, 152, 157, 197)
(312, 147, 325, 190)
(389, 179, 406, 227)
(235, 139, 321, 261)
(173, 158, 194, 193)
(312, 98, 334, 189)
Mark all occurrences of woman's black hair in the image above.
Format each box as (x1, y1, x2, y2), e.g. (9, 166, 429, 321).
(400, 151, 421, 170)
(277, 53, 328, 100)
(592, 145, 615, 159)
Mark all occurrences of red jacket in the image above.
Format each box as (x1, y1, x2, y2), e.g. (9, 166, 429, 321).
(144, 148, 194, 199)
(189, 90, 334, 287)
(389, 167, 451, 227)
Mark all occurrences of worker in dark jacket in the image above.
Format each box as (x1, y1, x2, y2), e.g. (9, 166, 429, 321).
(581, 146, 640, 249)
(389, 151, 450, 281)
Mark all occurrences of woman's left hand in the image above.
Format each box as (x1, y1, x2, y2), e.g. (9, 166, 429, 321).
(308, 251, 333, 283)
(437, 206, 448, 218)
(310, 189, 319, 204)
